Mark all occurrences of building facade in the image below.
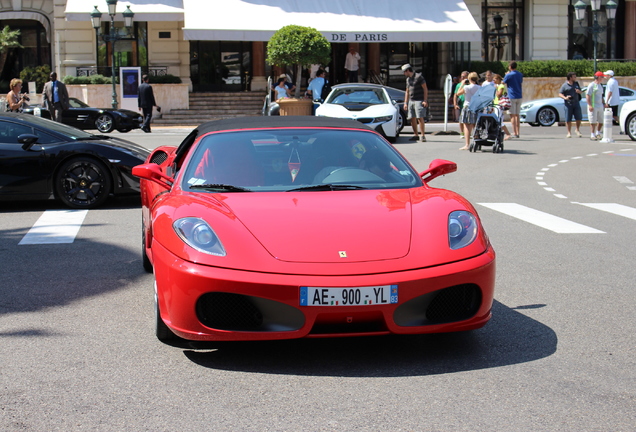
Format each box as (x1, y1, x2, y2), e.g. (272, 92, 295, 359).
(1, 0, 635, 94)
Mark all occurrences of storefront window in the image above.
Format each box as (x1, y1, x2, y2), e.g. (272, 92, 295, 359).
(482, 0, 524, 61)
(190, 41, 251, 92)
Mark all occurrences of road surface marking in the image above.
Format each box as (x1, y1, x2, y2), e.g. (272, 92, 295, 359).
(574, 203, 636, 221)
(478, 203, 604, 233)
(19, 210, 88, 245)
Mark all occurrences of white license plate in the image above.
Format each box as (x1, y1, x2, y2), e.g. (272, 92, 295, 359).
(299, 285, 398, 306)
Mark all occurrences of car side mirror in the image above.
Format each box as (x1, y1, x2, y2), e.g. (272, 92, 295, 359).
(132, 163, 174, 188)
(18, 133, 40, 151)
(419, 159, 457, 184)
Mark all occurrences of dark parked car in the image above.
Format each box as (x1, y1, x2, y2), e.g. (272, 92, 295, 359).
(0, 112, 150, 208)
(22, 97, 143, 133)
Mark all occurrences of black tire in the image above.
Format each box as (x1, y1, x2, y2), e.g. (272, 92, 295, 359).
(528, 122, 540, 127)
(537, 107, 558, 127)
(469, 142, 475, 152)
(142, 222, 153, 273)
(398, 110, 406, 132)
(626, 113, 636, 141)
(117, 129, 131, 133)
(55, 157, 112, 209)
(155, 288, 177, 342)
(95, 113, 114, 133)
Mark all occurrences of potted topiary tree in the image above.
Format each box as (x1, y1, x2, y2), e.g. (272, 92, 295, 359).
(266, 25, 331, 115)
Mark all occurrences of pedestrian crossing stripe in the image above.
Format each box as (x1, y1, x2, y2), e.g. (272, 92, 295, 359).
(477, 203, 605, 234)
(573, 203, 636, 221)
(18, 210, 88, 245)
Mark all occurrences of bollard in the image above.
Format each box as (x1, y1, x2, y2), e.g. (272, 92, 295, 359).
(600, 108, 614, 143)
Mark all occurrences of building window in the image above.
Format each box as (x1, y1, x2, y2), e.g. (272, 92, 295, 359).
(0, 19, 51, 89)
(96, 22, 147, 76)
(568, 2, 617, 60)
(482, 0, 524, 61)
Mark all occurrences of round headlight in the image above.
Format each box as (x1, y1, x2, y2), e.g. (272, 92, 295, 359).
(448, 211, 478, 250)
(173, 217, 226, 256)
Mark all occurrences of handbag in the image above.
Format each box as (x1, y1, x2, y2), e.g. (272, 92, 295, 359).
(498, 95, 511, 110)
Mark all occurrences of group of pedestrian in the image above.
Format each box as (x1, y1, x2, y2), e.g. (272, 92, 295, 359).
(6, 71, 157, 132)
(451, 62, 523, 150)
(559, 69, 619, 140)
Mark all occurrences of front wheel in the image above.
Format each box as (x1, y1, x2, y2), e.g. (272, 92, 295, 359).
(55, 157, 111, 209)
(142, 222, 153, 273)
(95, 113, 114, 133)
(626, 113, 636, 141)
(537, 107, 557, 127)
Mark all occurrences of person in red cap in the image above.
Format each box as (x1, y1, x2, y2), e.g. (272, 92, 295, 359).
(586, 71, 605, 140)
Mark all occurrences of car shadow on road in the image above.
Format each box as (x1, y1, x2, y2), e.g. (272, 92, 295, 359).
(0, 195, 141, 212)
(182, 300, 557, 377)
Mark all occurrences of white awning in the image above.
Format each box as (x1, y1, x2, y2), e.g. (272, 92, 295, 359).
(64, 0, 184, 22)
(183, 0, 481, 43)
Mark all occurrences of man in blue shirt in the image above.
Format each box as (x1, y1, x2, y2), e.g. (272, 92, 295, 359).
(43, 72, 70, 123)
(503, 61, 523, 138)
(307, 69, 327, 114)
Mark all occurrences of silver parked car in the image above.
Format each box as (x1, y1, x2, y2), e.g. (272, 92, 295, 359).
(520, 85, 636, 127)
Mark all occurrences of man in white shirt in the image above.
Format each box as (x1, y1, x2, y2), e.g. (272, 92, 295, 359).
(481, 70, 495, 87)
(603, 70, 620, 123)
(345, 48, 361, 83)
(586, 71, 605, 140)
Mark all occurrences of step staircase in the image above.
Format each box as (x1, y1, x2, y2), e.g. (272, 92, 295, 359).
(153, 89, 450, 126)
(152, 92, 264, 126)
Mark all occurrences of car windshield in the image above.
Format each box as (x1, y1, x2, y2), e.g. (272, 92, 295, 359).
(326, 88, 389, 105)
(20, 114, 95, 139)
(182, 128, 420, 192)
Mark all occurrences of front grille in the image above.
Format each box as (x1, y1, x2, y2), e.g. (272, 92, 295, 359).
(426, 284, 481, 324)
(196, 292, 305, 332)
(393, 284, 481, 327)
(150, 150, 168, 165)
(197, 292, 263, 331)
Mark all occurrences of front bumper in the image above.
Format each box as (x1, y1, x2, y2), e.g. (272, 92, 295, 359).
(153, 242, 496, 341)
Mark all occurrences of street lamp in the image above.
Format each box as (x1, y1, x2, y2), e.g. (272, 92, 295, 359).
(574, 0, 617, 73)
(91, 1, 135, 109)
(489, 13, 508, 61)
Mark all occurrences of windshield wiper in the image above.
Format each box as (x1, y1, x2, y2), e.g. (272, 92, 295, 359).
(287, 184, 367, 192)
(190, 183, 251, 192)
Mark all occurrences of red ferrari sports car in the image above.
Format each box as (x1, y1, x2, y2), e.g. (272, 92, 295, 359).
(133, 117, 495, 343)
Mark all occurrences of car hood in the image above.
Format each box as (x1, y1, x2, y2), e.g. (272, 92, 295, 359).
(225, 190, 411, 263)
(317, 103, 395, 117)
(521, 97, 566, 108)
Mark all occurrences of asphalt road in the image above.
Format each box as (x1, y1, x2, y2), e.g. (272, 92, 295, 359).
(1, 122, 634, 431)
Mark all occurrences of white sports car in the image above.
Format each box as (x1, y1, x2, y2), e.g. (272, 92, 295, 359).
(316, 84, 401, 142)
(619, 99, 636, 141)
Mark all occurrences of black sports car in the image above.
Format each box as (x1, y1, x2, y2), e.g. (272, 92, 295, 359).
(22, 97, 143, 133)
(0, 113, 150, 208)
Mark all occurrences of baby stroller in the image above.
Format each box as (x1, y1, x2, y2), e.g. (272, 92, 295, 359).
(468, 86, 505, 153)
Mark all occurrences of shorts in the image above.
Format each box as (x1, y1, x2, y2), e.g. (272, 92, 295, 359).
(609, 105, 618, 117)
(564, 102, 582, 122)
(589, 107, 604, 124)
(407, 100, 427, 120)
(459, 106, 477, 124)
(509, 98, 522, 115)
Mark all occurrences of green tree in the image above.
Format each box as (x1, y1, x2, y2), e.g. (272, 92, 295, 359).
(266, 25, 331, 98)
(0, 25, 21, 53)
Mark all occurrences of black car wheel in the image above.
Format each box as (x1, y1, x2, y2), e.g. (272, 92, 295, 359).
(537, 107, 558, 127)
(55, 157, 112, 209)
(398, 110, 406, 132)
(95, 113, 114, 133)
(626, 113, 636, 141)
(117, 129, 131, 133)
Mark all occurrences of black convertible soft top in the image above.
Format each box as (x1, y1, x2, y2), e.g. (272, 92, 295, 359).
(174, 116, 373, 167)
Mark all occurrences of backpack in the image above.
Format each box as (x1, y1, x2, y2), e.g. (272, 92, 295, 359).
(321, 80, 332, 100)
